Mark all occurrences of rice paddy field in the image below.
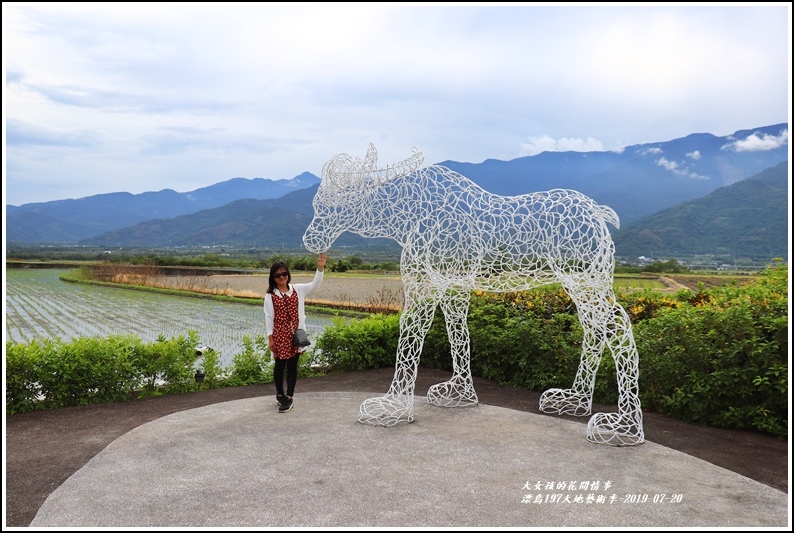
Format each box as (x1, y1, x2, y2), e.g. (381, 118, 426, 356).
(4, 268, 335, 368)
(6, 267, 746, 369)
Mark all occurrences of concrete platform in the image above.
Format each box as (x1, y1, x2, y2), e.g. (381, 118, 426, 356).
(30, 392, 789, 527)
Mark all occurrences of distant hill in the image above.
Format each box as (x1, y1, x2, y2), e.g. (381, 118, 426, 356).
(82, 162, 788, 262)
(611, 161, 789, 260)
(80, 185, 395, 249)
(5, 173, 321, 243)
(6, 123, 788, 247)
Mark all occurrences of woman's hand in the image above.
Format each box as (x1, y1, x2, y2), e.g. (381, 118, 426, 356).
(317, 252, 327, 271)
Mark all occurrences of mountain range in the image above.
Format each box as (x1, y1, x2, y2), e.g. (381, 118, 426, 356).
(5, 123, 789, 260)
(611, 161, 788, 259)
(66, 160, 788, 261)
(5, 173, 321, 244)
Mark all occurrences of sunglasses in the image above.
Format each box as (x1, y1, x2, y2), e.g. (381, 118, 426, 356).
(274, 272, 289, 279)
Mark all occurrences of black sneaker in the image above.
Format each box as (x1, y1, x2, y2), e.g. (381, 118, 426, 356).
(278, 397, 293, 413)
(276, 394, 285, 407)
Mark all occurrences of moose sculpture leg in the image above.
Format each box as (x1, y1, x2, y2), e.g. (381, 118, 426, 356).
(427, 289, 478, 407)
(540, 278, 644, 445)
(358, 280, 437, 426)
(588, 301, 643, 445)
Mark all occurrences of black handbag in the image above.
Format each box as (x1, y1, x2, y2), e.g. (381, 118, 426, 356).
(292, 328, 311, 347)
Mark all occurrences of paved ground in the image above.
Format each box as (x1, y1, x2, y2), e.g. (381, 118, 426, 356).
(5, 368, 791, 528)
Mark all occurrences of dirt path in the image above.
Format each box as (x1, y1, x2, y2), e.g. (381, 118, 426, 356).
(658, 276, 689, 291)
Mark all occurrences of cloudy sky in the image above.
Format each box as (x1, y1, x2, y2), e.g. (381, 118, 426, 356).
(3, 2, 790, 206)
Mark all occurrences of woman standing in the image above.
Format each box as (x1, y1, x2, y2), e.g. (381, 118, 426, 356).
(264, 252, 327, 412)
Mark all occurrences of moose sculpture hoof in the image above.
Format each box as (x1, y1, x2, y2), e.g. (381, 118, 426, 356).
(586, 412, 645, 446)
(539, 388, 592, 417)
(358, 395, 414, 427)
(427, 380, 479, 407)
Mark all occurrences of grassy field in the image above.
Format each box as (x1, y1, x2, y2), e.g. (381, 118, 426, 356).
(613, 275, 666, 291)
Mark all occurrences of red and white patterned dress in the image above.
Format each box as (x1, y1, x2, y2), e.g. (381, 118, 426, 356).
(271, 289, 300, 360)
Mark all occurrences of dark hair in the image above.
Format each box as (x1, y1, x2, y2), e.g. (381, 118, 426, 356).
(267, 262, 291, 294)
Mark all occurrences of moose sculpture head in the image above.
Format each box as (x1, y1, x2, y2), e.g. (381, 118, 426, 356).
(303, 143, 425, 253)
(303, 143, 644, 446)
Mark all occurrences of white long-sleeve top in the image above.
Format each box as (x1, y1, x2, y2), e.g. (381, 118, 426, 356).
(263, 269, 324, 340)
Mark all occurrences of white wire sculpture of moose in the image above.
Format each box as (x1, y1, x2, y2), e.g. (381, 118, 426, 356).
(303, 143, 644, 446)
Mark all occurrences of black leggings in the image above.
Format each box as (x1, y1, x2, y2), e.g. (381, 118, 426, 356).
(274, 355, 300, 397)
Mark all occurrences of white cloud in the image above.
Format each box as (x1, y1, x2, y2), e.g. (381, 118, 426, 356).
(639, 147, 663, 155)
(519, 135, 605, 157)
(686, 151, 701, 160)
(2, 3, 789, 205)
(6, 119, 98, 148)
(656, 157, 679, 172)
(721, 130, 789, 152)
(656, 157, 709, 181)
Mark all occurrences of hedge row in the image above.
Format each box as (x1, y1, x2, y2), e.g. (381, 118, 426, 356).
(5, 331, 318, 414)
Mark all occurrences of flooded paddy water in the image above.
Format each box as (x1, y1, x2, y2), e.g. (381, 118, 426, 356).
(4, 268, 342, 368)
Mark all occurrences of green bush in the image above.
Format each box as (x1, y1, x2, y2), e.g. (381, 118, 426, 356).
(314, 314, 400, 372)
(6, 332, 204, 412)
(136, 332, 201, 396)
(4, 329, 319, 414)
(195, 345, 226, 389)
(225, 335, 271, 387)
(634, 260, 788, 437)
(6, 339, 49, 414)
(36, 336, 143, 407)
